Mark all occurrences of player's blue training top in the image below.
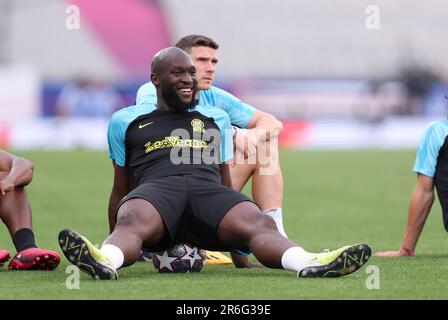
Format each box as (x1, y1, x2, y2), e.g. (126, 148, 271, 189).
(136, 82, 255, 128)
(107, 103, 233, 182)
(413, 120, 448, 230)
(413, 121, 448, 177)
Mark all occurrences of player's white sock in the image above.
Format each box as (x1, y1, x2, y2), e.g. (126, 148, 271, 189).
(281, 247, 315, 272)
(101, 244, 124, 270)
(264, 208, 288, 238)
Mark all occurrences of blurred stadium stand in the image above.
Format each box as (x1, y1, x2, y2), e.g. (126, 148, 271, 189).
(0, 0, 447, 149)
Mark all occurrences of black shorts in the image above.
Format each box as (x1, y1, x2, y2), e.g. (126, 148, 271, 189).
(117, 174, 257, 251)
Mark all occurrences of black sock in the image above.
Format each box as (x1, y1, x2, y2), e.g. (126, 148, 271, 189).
(12, 228, 37, 252)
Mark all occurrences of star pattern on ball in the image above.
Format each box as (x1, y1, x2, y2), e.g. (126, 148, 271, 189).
(182, 245, 202, 269)
(155, 250, 178, 271)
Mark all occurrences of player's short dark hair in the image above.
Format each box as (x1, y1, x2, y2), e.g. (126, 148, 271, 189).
(175, 35, 219, 52)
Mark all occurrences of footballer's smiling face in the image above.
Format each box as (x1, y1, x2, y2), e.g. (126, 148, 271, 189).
(188, 46, 218, 90)
(154, 49, 199, 112)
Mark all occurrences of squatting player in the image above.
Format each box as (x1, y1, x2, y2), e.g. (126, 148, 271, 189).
(0, 150, 60, 270)
(376, 116, 448, 257)
(135, 35, 286, 265)
(58, 47, 371, 280)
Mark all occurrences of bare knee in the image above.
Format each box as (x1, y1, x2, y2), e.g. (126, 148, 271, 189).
(115, 199, 165, 240)
(240, 204, 277, 231)
(256, 214, 277, 231)
(116, 207, 142, 230)
(241, 214, 278, 240)
(218, 202, 277, 244)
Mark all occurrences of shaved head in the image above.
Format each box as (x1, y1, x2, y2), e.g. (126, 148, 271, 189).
(151, 47, 192, 75)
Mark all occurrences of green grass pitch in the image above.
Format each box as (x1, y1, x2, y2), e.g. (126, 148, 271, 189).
(0, 149, 447, 299)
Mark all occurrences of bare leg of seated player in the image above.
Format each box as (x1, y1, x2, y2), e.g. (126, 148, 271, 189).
(230, 155, 285, 235)
(222, 135, 285, 267)
(0, 172, 60, 270)
(58, 199, 370, 280)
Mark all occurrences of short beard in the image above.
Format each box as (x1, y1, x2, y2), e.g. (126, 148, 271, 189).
(161, 85, 198, 113)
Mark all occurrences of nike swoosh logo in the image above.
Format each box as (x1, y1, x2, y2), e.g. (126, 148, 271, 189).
(139, 122, 153, 129)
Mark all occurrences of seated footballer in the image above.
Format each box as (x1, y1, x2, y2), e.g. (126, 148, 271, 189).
(58, 47, 371, 280)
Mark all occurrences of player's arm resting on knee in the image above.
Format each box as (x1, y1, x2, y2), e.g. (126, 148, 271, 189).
(0, 150, 34, 195)
(375, 174, 435, 257)
(108, 161, 133, 233)
(246, 110, 283, 142)
(233, 111, 283, 161)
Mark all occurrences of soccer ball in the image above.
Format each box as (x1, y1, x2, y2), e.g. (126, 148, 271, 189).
(152, 243, 206, 273)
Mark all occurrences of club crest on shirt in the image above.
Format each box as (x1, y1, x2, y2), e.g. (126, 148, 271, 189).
(191, 119, 205, 133)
